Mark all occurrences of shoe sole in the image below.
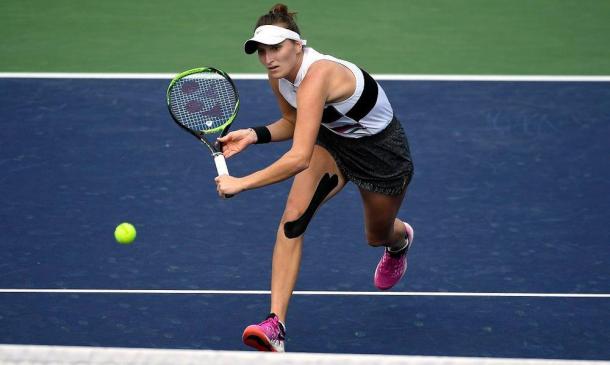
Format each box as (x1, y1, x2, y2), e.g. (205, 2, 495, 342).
(242, 326, 278, 352)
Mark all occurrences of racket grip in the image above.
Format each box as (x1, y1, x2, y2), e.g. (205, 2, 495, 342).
(214, 153, 229, 176)
(213, 154, 234, 199)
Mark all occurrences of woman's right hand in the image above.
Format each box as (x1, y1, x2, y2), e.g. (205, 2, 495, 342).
(217, 128, 258, 158)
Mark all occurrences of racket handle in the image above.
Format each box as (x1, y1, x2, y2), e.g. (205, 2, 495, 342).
(214, 153, 229, 176)
(213, 154, 234, 199)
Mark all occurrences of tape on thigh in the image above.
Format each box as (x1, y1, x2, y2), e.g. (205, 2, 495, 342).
(284, 173, 339, 239)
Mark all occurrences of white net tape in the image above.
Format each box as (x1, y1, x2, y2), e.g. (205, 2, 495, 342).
(0, 345, 608, 365)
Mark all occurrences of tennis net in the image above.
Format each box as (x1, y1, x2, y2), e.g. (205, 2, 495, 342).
(1, 345, 609, 365)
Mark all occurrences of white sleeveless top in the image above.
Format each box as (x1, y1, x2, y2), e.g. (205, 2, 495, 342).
(278, 47, 394, 138)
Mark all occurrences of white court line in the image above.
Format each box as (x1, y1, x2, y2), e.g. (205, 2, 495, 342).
(0, 289, 609, 298)
(1, 72, 610, 81)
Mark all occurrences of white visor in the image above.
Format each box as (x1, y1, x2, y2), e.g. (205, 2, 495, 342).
(244, 25, 307, 54)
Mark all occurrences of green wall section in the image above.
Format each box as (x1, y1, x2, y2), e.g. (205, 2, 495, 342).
(1, 0, 609, 74)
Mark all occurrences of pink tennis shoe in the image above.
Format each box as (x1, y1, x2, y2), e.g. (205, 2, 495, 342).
(374, 221, 414, 290)
(242, 313, 286, 352)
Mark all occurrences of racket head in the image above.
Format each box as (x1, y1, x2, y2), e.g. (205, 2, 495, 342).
(166, 67, 239, 138)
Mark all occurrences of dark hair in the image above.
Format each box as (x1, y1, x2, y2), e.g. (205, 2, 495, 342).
(255, 3, 300, 34)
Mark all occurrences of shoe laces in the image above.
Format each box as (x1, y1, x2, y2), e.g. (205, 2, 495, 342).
(380, 240, 409, 271)
(260, 315, 283, 340)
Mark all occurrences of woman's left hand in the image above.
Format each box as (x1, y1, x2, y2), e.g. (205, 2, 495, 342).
(215, 175, 245, 197)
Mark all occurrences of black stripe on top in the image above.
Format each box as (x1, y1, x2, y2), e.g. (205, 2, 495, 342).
(321, 68, 379, 124)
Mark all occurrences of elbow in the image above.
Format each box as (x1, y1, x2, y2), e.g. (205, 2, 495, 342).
(294, 157, 310, 173)
(288, 152, 310, 174)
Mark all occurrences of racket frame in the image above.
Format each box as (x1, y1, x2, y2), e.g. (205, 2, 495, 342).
(166, 67, 240, 176)
(166, 67, 239, 196)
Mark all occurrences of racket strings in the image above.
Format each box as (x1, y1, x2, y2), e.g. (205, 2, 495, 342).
(169, 75, 237, 133)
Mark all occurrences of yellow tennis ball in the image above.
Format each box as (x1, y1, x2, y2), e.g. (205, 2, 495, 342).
(114, 222, 136, 244)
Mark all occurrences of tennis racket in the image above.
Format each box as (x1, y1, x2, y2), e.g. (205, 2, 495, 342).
(166, 67, 239, 197)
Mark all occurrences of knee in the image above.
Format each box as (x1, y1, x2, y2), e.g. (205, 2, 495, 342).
(281, 204, 304, 224)
(279, 204, 308, 239)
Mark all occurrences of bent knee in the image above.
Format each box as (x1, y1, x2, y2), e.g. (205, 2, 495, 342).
(282, 206, 304, 224)
(280, 205, 311, 239)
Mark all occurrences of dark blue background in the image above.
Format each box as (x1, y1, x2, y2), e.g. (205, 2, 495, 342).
(0, 78, 609, 359)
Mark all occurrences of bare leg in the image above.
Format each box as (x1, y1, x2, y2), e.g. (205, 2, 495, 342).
(359, 184, 408, 249)
(270, 146, 345, 323)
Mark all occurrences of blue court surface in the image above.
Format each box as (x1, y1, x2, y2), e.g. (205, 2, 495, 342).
(0, 77, 609, 360)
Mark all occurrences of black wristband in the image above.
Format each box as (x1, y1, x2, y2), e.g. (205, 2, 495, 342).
(252, 126, 272, 144)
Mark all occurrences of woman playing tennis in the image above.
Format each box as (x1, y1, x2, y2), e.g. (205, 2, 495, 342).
(215, 4, 415, 352)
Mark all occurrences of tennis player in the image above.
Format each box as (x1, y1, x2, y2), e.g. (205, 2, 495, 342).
(215, 4, 414, 352)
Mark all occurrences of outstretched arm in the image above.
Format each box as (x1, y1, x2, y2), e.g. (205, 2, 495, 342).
(215, 64, 331, 196)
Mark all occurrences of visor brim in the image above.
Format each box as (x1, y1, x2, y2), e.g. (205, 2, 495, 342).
(243, 37, 287, 54)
